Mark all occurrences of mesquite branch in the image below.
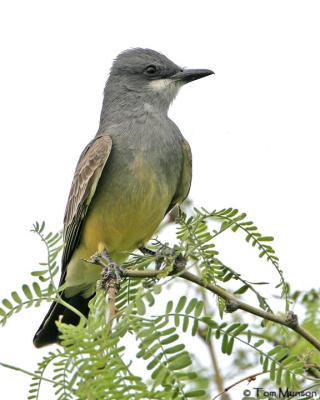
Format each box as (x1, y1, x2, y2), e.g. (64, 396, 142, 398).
(122, 268, 320, 352)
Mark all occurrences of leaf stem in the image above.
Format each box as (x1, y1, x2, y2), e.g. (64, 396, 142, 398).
(0, 361, 56, 384)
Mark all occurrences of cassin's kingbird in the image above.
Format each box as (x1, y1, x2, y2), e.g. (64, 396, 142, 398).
(33, 48, 213, 347)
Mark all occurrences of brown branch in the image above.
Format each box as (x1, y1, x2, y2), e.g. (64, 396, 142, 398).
(212, 371, 266, 400)
(99, 267, 120, 332)
(198, 328, 230, 400)
(195, 263, 230, 400)
(124, 268, 320, 352)
(304, 363, 320, 370)
(86, 251, 121, 330)
(105, 277, 119, 327)
(212, 364, 320, 400)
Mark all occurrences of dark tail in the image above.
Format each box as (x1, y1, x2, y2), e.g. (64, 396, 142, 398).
(33, 293, 93, 348)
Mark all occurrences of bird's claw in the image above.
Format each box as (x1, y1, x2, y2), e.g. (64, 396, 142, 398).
(85, 249, 127, 291)
(100, 262, 127, 291)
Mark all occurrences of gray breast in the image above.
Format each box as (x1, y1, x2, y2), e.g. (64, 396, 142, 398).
(105, 112, 184, 192)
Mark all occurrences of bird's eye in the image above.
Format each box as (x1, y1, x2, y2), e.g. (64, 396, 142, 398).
(144, 65, 157, 75)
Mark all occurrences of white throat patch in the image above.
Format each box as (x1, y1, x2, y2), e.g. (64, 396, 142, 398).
(148, 79, 181, 104)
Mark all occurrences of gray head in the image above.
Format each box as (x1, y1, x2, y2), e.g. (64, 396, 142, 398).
(100, 48, 213, 122)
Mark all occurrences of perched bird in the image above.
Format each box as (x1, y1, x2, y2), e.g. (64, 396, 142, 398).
(33, 48, 213, 347)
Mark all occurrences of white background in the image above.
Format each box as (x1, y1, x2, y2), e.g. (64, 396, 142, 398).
(0, 1, 320, 398)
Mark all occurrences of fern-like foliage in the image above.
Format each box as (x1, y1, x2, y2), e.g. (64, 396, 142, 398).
(209, 207, 289, 308)
(176, 207, 288, 312)
(0, 209, 319, 399)
(152, 297, 306, 390)
(31, 221, 63, 287)
(0, 222, 61, 326)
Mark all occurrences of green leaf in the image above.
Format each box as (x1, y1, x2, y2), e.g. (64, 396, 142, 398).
(165, 301, 173, 314)
(182, 316, 189, 332)
(274, 348, 289, 361)
(38, 221, 45, 233)
(32, 282, 42, 297)
(267, 345, 282, 356)
(221, 334, 229, 354)
(160, 334, 179, 345)
(135, 297, 146, 315)
(153, 285, 162, 294)
(170, 355, 192, 370)
(226, 323, 241, 333)
(2, 299, 13, 309)
(201, 317, 218, 329)
(185, 298, 197, 314)
(147, 354, 163, 370)
(159, 327, 176, 337)
(258, 236, 274, 242)
(185, 390, 206, 397)
(11, 292, 22, 304)
(151, 364, 166, 381)
(175, 296, 187, 313)
(227, 209, 238, 218)
(22, 285, 33, 300)
(262, 357, 269, 372)
(280, 355, 297, 367)
(276, 366, 283, 385)
(232, 324, 248, 336)
(31, 270, 46, 277)
(234, 285, 249, 294)
(285, 369, 292, 388)
(191, 319, 199, 336)
(218, 298, 225, 319)
(145, 291, 155, 306)
(163, 344, 185, 355)
(254, 339, 264, 347)
(226, 337, 234, 355)
(270, 360, 276, 381)
(222, 272, 233, 282)
(290, 361, 304, 370)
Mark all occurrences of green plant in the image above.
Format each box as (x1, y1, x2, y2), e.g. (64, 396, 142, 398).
(1, 208, 320, 399)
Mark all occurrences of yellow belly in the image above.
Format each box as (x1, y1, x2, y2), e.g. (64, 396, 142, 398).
(83, 171, 171, 255)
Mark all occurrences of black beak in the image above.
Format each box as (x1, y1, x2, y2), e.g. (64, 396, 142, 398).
(171, 68, 214, 83)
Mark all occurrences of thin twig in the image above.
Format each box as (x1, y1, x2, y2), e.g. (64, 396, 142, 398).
(196, 265, 230, 400)
(0, 361, 56, 384)
(106, 277, 119, 327)
(304, 363, 320, 369)
(212, 363, 320, 400)
(86, 252, 120, 330)
(212, 371, 266, 400)
(99, 272, 120, 332)
(198, 328, 230, 400)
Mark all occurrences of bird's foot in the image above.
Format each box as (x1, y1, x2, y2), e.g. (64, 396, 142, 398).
(100, 261, 126, 291)
(139, 243, 186, 273)
(87, 249, 127, 291)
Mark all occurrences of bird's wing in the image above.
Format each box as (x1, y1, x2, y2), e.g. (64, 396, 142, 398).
(61, 134, 112, 278)
(166, 139, 192, 214)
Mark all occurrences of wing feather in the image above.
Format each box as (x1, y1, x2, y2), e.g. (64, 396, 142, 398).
(166, 139, 192, 214)
(61, 134, 112, 277)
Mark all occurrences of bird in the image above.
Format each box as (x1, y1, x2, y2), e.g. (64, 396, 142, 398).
(33, 48, 213, 347)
